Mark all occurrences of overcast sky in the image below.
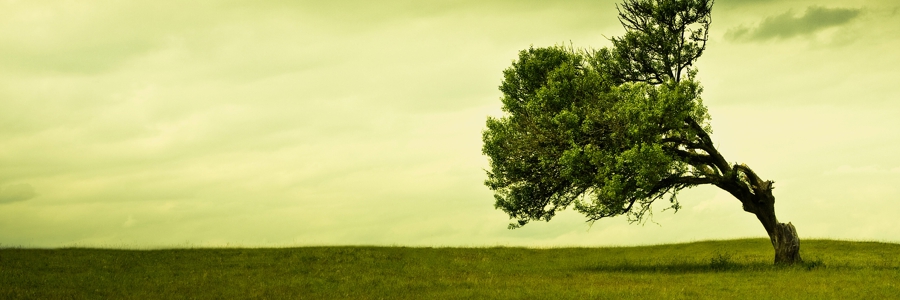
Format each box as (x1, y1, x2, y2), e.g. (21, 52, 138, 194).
(2, 0, 899, 248)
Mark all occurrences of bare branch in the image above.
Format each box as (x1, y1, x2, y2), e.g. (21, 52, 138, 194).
(685, 117, 731, 174)
(732, 163, 758, 181)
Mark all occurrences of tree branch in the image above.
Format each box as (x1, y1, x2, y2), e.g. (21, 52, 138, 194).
(644, 175, 718, 206)
(685, 117, 731, 174)
(733, 164, 762, 186)
(662, 137, 706, 151)
(584, 175, 716, 222)
(668, 149, 718, 176)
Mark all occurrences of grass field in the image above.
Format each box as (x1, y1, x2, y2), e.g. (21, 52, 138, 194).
(2, 239, 899, 299)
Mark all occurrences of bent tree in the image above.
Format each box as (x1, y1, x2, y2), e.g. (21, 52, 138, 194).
(482, 0, 802, 264)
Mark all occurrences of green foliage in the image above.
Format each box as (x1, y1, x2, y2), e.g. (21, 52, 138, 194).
(603, 0, 713, 84)
(483, 0, 717, 228)
(483, 49, 710, 228)
(3, 240, 899, 299)
(802, 257, 826, 271)
(709, 251, 737, 271)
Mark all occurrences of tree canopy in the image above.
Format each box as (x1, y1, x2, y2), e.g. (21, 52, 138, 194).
(483, 0, 802, 265)
(484, 0, 715, 229)
(484, 46, 711, 228)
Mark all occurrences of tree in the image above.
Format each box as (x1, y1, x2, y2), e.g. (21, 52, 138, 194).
(482, 0, 802, 264)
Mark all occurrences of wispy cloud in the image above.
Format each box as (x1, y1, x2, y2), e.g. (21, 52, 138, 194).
(0, 183, 37, 204)
(726, 6, 861, 42)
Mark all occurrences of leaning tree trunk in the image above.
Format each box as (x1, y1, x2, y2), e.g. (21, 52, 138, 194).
(683, 119, 802, 264)
(753, 201, 802, 264)
(772, 222, 801, 264)
(743, 178, 802, 265)
(718, 164, 802, 265)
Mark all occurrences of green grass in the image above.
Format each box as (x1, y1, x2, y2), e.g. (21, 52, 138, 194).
(2, 239, 899, 299)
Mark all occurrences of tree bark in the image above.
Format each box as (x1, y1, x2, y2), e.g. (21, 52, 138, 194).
(744, 180, 803, 265)
(712, 163, 802, 265)
(772, 222, 801, 264)
(681, 119, 802, 264)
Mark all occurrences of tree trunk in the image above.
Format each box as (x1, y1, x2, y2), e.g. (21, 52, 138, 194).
(688, 130, 802, 264)
(749, 185, 802, 265)
(722, 167, 803, 265)
(772, 222, 801, 264)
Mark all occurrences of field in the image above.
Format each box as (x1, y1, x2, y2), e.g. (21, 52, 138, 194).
(2, 239, 899, 299)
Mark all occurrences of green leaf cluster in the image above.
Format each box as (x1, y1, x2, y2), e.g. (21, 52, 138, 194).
(483, 44, 710, 228)
(602, 0, 712, 84)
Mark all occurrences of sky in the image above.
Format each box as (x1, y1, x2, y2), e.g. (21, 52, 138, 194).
(1, 0, 899, 248)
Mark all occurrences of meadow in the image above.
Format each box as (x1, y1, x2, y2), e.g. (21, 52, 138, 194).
(2, 239, 898, 299)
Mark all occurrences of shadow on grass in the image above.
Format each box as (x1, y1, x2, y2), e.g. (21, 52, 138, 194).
(580, 254, 828, 274)
(582, 261, 771, 274)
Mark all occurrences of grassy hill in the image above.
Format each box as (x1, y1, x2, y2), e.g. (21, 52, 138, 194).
(2, 239, 898, 299)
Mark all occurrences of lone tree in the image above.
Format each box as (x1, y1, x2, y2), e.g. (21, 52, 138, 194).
(482, 0, 802, 264)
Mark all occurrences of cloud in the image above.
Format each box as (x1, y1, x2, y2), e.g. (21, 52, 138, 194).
(715, 0, 777, 9)
(0, 183, 37, 204)
(726, 6, 861, 42)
